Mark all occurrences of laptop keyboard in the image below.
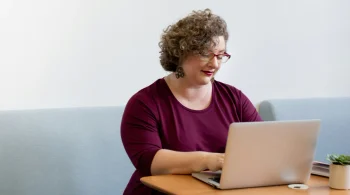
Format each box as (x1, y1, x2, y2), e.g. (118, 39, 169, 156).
(209, 177, 221, 183)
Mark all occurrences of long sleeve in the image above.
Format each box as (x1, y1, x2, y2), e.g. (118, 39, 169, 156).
(120, 94, 162, 176)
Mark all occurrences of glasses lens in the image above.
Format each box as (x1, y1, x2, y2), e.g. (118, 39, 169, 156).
(221, 55, 229, 63)
(200, 53, 230, 63)
(200, 53, 213, 61)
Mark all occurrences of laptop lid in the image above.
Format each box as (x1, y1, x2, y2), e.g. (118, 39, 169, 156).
(218, 119, 321, 189)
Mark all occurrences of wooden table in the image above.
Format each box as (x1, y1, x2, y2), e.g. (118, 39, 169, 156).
(141, 174, 350, 195)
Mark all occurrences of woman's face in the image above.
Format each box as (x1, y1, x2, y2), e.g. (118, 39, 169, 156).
(181, 36, 227, 86)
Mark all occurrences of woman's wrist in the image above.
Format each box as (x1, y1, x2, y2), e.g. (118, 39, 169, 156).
(191, 151, 209, 172)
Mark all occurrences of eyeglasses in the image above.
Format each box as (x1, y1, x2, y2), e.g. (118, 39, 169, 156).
(199, 52, 231, 63)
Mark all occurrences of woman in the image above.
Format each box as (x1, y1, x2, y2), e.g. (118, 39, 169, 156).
(121, 8, 262, 195)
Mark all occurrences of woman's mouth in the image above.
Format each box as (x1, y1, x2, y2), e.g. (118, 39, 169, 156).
(202, 70, 214, 76)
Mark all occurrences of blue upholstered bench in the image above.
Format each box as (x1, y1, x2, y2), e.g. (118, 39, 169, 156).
(0, 97, 349, 194)
(0, 107, 133, 195)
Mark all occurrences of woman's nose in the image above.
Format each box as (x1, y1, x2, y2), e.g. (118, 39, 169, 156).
(209, 56, 219, 68)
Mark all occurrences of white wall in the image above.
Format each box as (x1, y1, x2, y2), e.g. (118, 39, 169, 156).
(0, 0, 349, 110)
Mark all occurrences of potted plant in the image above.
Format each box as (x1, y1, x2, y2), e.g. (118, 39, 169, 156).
(327, 154, 350, 190)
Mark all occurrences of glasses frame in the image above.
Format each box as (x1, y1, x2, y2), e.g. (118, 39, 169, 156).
(200, 52, 231, 63)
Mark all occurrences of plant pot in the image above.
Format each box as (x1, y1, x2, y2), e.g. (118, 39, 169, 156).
(329, 164, 350, 190)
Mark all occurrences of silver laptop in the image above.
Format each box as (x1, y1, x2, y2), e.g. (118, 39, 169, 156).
(192, 119, 321, 190)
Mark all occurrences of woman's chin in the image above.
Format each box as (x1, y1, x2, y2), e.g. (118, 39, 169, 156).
(195, 77, 213, 85)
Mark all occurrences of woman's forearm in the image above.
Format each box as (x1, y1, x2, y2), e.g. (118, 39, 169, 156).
(150, 149, 209, 175)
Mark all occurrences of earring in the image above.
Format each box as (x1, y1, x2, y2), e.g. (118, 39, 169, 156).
(175, 66, 185, 79)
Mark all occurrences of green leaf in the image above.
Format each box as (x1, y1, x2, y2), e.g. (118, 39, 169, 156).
(326, 154, 350, 165)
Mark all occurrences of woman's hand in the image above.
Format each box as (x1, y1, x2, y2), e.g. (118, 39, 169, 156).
(198, 152, 225, 172)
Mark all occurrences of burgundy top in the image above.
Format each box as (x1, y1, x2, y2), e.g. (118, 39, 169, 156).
(120, 78, 262, 195)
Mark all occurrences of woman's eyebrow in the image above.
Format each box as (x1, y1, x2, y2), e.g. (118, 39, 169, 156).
(208, 49, 226, 53)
